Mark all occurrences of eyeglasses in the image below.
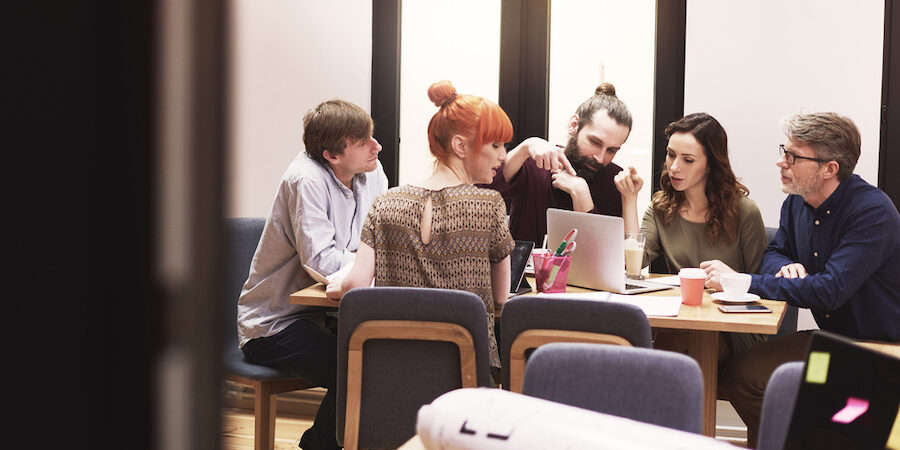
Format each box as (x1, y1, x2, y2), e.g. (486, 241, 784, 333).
(779, 144, 830, 165)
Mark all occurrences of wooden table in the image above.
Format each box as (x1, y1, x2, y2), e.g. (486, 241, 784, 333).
(531, 277, 785, 437)
(290, 277, 786, 437)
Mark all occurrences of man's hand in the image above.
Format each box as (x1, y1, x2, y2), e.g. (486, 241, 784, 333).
(614, 166, 643, 200)
(551, 170, 588, 195)
(699, 259, 736, 291)
(551, 170, 594, 212)
(324, 277, 344, 300)
(526, 138, 576, 175)
(775, 263, 808, 279)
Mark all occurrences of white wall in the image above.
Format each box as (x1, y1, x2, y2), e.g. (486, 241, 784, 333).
(685, 0, 885, 331)
(398, 0, 502, 185)
(684, 0, 884, 228)
(228, 0, 373, 218)
(549, 0, 657, 218)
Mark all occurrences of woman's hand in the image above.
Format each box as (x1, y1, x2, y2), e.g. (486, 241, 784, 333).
(699, 259, 736, 291)
(614, 166, 643, 200)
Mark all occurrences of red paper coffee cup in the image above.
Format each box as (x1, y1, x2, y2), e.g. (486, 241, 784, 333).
(679, 268, 706, 306)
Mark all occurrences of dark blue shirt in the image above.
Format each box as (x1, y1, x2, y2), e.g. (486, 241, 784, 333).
(750, 175, 900, 341)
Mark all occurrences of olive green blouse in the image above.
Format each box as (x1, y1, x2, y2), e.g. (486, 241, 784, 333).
(641, 195, 767, 274)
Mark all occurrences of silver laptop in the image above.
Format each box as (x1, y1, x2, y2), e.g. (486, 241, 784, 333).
(546, 208, 670, 294)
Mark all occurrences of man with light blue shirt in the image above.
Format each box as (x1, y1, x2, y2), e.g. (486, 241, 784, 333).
(237, 100, 388, 450)
(707, 112, 900, 447)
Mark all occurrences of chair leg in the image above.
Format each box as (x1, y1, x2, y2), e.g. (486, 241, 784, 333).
(254, 386, 278, 450)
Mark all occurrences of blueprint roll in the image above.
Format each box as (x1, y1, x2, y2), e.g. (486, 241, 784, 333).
(415, 388, 732, 450)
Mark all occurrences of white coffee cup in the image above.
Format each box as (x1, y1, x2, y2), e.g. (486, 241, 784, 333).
(721, 273, 752, 299)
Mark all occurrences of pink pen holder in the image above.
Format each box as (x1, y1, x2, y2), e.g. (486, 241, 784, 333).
(533, 253, 572, 293)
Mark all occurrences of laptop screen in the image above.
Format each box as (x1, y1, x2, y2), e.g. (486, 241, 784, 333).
(784, 330, 900, 449)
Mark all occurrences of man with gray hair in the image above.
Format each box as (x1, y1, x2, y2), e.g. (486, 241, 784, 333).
(706, 112, 900, 447)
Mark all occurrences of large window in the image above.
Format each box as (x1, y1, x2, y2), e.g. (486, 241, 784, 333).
(549, 0, 657, 217)
(398, 0, 503, 185)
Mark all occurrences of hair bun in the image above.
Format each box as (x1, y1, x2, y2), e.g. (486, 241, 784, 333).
(428, 80, 458, 108)
(595, 82, 617, 97)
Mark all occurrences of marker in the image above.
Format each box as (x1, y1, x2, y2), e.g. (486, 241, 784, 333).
(553, 228, 578, 256)
(560, 240, 576, 257)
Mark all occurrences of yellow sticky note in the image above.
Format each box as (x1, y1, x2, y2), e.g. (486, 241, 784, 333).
(887, 405, 900, 449)
(805, 351, 830, 384)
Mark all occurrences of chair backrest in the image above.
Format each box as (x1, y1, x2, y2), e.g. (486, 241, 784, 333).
(500, 295, 652, 392)
(522, 342, 704, 433)
(337, 287, 494, 449)
(764, 226, 778, 245)
(223, 217, 266, 352)
(757, 361, 804, 450)
(764, 226, 798, 336)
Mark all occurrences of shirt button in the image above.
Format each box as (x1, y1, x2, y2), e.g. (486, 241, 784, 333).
(815, 220, 820, 225)
(814, 252, 819, 257)
(345, 193, 352, 198)
(825, 313, 830, 319)
(826, 210, 831, 214)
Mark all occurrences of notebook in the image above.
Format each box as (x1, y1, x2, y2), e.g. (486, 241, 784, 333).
(783, 330, 900, 450)
(509, 240, 534, 297)
(545, 208, 670, 295)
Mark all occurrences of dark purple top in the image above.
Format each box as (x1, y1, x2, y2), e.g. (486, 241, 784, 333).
(479, 158, 623, 246)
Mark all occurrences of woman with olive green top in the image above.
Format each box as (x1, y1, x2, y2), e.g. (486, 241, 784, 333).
(641, 195, 767, 275)
(615, 112, 768, 356)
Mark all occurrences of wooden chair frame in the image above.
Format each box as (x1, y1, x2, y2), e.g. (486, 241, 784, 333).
(224, 373, 313, 450)
(343, 320, 478, 450)
(508, 329, 632, 393)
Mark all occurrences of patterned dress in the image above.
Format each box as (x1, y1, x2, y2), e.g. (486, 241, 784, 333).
(360, 184, 514, 367)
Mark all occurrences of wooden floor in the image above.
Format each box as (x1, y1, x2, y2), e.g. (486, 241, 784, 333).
(221, 408, 313, 450)
(221, 399, 748, 449)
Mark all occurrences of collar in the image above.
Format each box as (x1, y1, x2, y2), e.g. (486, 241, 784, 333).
(805, 174, 861, 213)
(324, 164, 369, 195)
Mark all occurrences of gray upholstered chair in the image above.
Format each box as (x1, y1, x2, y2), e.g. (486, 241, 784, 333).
(222, 217, 314, 450)
(337, 287, 494, 450)
(757, 361, 804, 450)
(765, 226, 798, 336)
(500, 295, 652, 392)
(522, 342, 704, 433)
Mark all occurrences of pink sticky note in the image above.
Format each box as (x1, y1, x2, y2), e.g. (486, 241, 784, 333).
(832, 397, 869, 424)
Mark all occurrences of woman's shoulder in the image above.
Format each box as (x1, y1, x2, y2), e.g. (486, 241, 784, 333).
(437, 184, 505, 200)
(737, 194, 762, 216)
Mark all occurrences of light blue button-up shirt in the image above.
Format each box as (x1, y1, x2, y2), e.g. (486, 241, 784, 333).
(237, 152, 388, 346)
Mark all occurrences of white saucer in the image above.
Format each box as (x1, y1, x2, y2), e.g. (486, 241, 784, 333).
(712, 292, 760, 303)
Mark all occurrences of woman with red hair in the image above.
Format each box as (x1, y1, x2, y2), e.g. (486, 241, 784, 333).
(327, 80, 515, 369)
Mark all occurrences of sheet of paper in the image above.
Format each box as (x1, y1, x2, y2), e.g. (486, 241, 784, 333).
(539, 292, 682, 317)
(650, 275, 681, 286)
(886, 405, 900, 449)
(303, 258, 355, 286)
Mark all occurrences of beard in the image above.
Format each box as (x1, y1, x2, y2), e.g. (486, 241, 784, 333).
(781, 170, 823, 197)
(563, 134, 604, 181)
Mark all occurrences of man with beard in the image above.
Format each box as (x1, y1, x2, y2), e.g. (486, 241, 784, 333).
(482, 83, 632, 246)
(702, 112, 900, 448)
